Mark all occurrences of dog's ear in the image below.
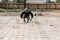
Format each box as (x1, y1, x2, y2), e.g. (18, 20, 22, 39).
(35, 13, 36, 16)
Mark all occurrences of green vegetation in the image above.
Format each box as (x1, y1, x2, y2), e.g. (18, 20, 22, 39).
(17, 0, 24, 3)
(57, 0, 60, 4)
(2, 0, 8, 3)
(2, 0, 24, 3)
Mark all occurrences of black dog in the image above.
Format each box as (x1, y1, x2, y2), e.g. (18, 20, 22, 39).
(20, 8, 33, 22)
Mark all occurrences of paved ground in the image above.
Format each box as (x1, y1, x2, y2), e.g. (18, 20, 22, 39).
(0, 16, 60, 40)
